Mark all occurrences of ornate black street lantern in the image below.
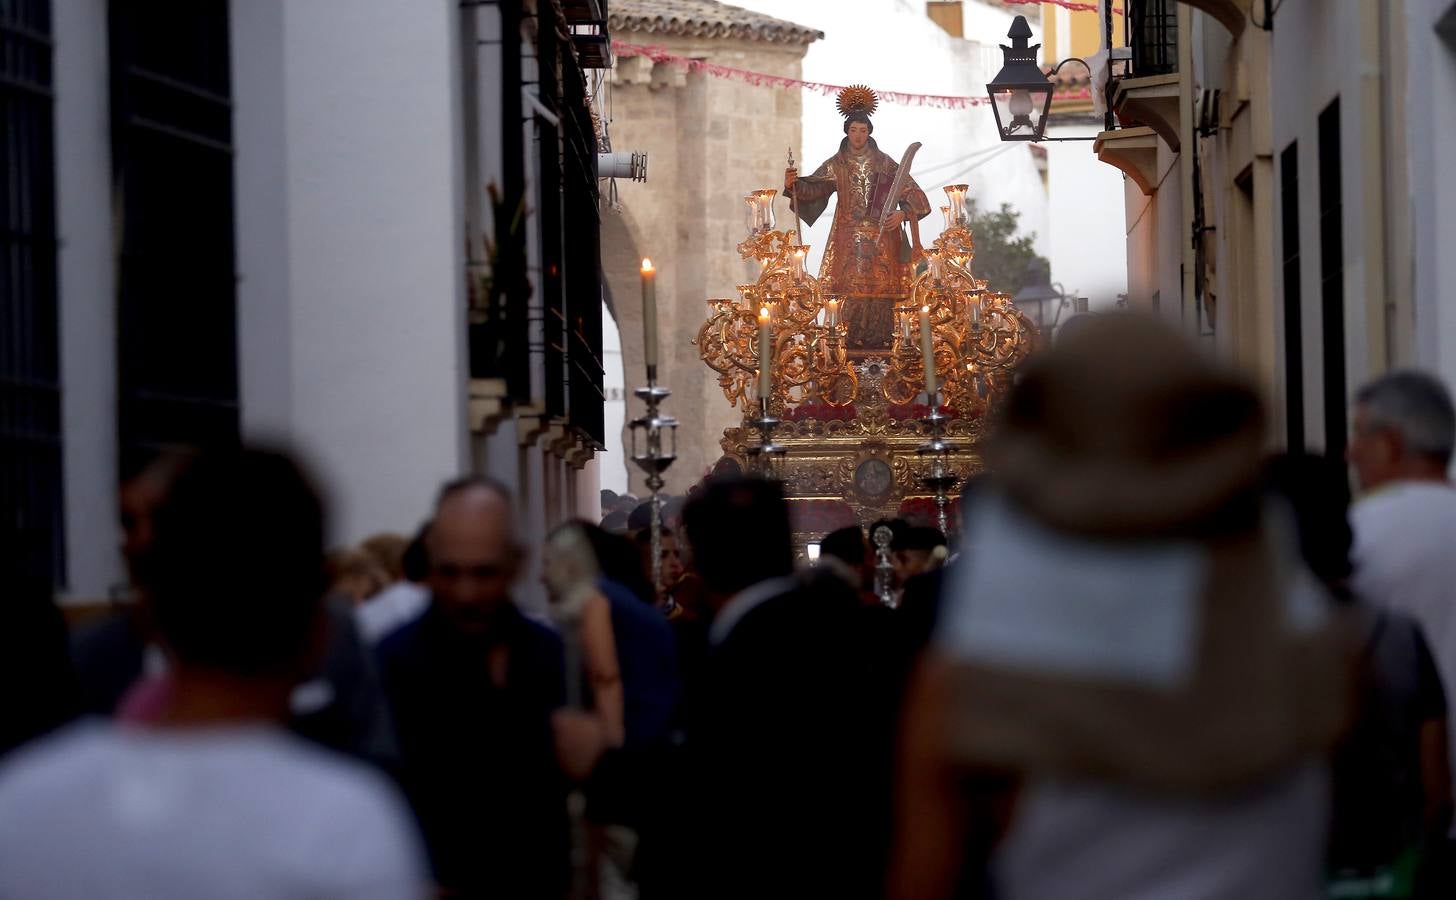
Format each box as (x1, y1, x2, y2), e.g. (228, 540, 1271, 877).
(985, 16, 1054, 142)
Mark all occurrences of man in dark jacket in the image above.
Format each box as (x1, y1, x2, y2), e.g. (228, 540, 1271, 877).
(670, 477, 889, 899)
(376, 477, 568, 898)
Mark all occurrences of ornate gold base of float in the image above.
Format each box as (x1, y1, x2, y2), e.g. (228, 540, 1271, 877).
(716, 359, 986, 547)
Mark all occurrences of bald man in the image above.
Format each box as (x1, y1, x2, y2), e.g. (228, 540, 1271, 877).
(376, 478, 569, 898)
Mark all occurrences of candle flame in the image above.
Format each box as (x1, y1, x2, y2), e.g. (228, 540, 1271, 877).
(922, 305, 930, 313)
(641, 258, 654, 272)
(760, 306, 771, 319)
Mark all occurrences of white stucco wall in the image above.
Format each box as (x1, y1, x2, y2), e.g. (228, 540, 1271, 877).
(727, 0, 1050, 286)
(233, 0, 469, 545)
(53, 0, 123, 600)
(1266, 0, 1451, 445)
(600, 303, 628, 494)
(1123, 175, 1157, 311)
(1408, 0, 1456, 390)
(1045, 122, 1129, 308)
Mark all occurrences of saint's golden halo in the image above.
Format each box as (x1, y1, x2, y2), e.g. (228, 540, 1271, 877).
(835, 84, 878, 119)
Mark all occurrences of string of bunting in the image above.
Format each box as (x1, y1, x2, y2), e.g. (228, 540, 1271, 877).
(612, 41, 1091, 110)
(1000, 0, 1124, 14)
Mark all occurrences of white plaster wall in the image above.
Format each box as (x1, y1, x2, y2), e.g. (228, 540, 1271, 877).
(600, 302, 628, 494)
(516, 444, 548, 616)
(53, 0, 122, 600)
(1153, 142, 1183, 318)
(1410, 0, 1456, 390)
(728, 0, 1050, 283)
(1267, 0, 1428, 441)
(1045, 121, 1129, 308)
(1123, 175, 1157, 309)
(231, 1, 292, 440)
(233, 0, 469, 545)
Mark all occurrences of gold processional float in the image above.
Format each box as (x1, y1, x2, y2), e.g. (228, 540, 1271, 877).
(628, 85, 1037, 574)
(688, 87, 1038, 551)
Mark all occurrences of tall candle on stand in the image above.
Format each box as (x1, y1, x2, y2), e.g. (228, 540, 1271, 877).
(920, 305, 937, 402)
(758, 306, 773, 400)
(641, 258, 658, 372)
(826, 298, 840, 328)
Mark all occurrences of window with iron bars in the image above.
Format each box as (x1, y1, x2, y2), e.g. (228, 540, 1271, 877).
(1127, 0, 1177, 78)
(531, 2, 606, 448)
(1, 0, 65, 588)
(110, 0, 240, 480)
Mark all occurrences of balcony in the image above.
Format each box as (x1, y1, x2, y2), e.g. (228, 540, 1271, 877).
(1095, 126, 1161, 195)
(564, 0, 613, 68)
(1113, 74, 1181, 151)
(1127, 0, 1178, 78)
(1176, 0, 1249, 36)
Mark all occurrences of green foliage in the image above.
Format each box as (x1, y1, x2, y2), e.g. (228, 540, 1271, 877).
(966, 201, 1050, 296)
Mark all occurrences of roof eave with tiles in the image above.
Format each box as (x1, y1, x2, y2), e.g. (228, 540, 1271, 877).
(609, 0, 823, 45)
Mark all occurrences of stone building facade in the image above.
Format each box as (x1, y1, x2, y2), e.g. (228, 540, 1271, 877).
(602, 1, 820, 495)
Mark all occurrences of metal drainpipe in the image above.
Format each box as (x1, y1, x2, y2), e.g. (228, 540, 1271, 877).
(1105, 0, 1115, 132)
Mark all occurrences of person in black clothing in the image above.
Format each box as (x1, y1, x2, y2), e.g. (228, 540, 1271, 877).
(376, 477, 568, 898)
(890, 526, 947, 586)
(820, 525, 878, 603)
(1266, 453, 1452, 895)
(664, 476, 888, 899)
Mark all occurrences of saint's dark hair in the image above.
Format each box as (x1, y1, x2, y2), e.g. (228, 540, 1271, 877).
(148, 447, 327, 675)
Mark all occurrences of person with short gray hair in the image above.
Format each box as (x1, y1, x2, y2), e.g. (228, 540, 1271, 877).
(1349, 369, 1456, 863)
(1350, 370, 1456, 487)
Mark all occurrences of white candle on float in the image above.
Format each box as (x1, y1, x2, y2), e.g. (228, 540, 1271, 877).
(752, 189, 777, 233)
(943, 184, 969, 226)
(641, 258, 659, 370)
(758, 306, 773, 400)
(920, 305, 937, 401)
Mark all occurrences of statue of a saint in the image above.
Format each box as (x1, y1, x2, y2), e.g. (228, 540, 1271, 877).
(785, 86, 931, 355)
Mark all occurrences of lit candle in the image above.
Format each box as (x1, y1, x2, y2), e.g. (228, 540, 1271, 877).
(641, 258, 658, 370)
(753, 189, 778, 233)
(792, 248, 806, 280)
(826, 298, 840, 327)
(758, 306, 773, 400)
(944, 184, 969, 226)
(920, 304, 937, 401)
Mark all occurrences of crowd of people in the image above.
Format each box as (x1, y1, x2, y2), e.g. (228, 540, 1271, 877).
(2, 314, 1456, 899)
